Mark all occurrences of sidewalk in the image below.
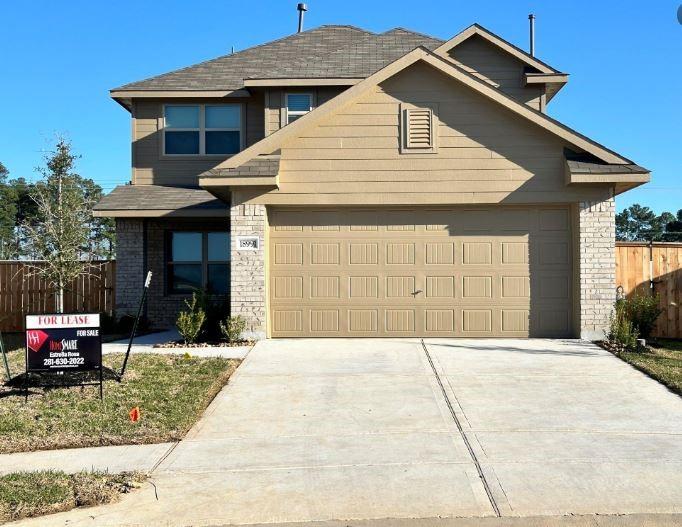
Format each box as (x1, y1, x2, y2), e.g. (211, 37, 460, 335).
(103, 329, 252, 359)
(218, 515, 682, 527)
(0, 442, 175, 476)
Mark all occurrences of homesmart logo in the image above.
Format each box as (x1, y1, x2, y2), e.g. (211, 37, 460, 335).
(26, 330, 48, 352)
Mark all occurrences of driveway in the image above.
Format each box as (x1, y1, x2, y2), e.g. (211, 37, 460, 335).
(15, 339, 682, 526)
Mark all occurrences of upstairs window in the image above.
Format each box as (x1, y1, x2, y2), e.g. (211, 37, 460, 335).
(285, 93, 312, 124)
(167, 231, 230, 294)
(400, 104, 438, 154)
(164, 104, 242, 155)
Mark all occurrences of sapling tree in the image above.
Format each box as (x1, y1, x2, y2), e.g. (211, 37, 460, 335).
(22, 138, 99, 313)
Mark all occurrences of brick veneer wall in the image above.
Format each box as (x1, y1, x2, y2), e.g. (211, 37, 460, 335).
(230, 196, 266, 339)
(115, 219, 145, 317)
(115, 217, 229, 329)
(578, 196, 616, 340)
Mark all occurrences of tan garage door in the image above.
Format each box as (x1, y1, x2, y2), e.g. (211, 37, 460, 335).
(268, 206, 572, 337)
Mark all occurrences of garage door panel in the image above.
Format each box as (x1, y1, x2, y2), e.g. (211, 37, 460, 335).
(310, 310, 339, 333)
(349, 276, 378, 298)
(269, 206, 572, 337)
(425, 242, 455, 264)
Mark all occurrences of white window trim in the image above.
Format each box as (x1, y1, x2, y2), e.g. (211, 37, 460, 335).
(162, 103, 244, 157)
(284, 93, 313, 125)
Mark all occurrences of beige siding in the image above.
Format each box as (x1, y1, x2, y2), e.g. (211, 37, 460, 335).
(132, 95, 265, 186)
(264, 89, 283, 136)
(448, 35, 544, 110)
(264, 87, 346, 136)
(246, 62, 612, 206)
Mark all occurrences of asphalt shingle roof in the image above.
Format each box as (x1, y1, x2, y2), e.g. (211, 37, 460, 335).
(566, 159, 649, 174)
(113, 25, 443, 91)
(205, 156, 281, 178)
(94, 185, 227, 211)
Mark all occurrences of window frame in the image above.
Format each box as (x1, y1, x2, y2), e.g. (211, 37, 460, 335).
(284, 92, 313, 125)
(166, 230, 230, 295)
(162, 103, 244, 157)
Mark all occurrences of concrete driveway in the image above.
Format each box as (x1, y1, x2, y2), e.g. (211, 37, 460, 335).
(16, 338, 682, 526)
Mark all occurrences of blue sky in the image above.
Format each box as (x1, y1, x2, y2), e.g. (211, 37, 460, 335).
(1, 0, 680, 213)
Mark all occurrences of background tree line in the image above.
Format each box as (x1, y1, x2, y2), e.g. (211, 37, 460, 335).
(0, 140, 115, 261)
(616, 204, 682, 242)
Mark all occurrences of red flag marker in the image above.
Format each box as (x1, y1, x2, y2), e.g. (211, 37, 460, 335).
(129, 407, 141, 422)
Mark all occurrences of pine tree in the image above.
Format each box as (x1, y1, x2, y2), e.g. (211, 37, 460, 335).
(22, 139, 98, 312)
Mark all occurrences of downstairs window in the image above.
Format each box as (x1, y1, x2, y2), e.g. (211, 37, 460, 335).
(167, 231, 229, 294)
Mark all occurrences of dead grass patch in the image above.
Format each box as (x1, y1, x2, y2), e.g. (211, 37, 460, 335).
(0, 470, 146, 524)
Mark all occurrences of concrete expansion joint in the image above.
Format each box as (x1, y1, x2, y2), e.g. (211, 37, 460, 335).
(150, 441, 181, 473)
(420, 339, 502, 518)
(157, 459, 478, 476)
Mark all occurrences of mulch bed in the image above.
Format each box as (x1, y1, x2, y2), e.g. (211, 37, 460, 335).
(153, 340, 255, 349)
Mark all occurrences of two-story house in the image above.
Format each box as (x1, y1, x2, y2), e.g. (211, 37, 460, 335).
(94, 23, 649, 340)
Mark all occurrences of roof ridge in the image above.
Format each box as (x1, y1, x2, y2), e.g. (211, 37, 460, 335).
(319, 24, 375, 33)
(382, 27, 444, 43)
(268, 29, 440, 80)
(113, 25, 368, 91)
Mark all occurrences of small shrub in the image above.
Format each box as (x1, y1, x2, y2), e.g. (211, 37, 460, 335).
(219, 315, 247, 343)
(176, 293, 206, 344)
(622, 293, 663, 339)
(605, 299, 639, 353)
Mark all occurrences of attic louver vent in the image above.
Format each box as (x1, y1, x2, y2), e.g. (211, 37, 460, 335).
(401, 105, 437, 153)
(406, 109, 432, 148)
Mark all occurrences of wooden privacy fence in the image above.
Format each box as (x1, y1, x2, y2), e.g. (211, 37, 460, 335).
(0, 261, 115, 332)
(616, 242, 682, 338)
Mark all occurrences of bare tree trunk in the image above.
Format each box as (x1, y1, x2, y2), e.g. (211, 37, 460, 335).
(56, 280, 64, 313)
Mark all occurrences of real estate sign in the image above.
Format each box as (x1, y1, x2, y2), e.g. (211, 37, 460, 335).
(25, 314, 102, 372)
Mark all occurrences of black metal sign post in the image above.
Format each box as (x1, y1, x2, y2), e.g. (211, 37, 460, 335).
(119, 271, 152, 380)
(1, 329, 11, 382)
(25, 313, 103, 399)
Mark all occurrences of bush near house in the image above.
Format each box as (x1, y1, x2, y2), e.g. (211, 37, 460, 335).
(605, 300, 640, 353)
(605, 293, 663, 352)
(603, 296, 680, 397)
(219, 315, 246, 343)
(621, 293, 663, 339)
(176, 292, 206, 344)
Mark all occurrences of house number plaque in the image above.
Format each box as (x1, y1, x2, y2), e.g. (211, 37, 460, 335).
(236, 236, 260, 250)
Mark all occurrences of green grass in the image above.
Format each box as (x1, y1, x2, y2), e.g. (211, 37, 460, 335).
(0, 470, 146, 524)
(0, 349, 239, 453)
(619, 339, 682, 395)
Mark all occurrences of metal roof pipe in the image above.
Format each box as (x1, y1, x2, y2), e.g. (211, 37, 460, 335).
(528, 14, 535, 56)
(297, 3, 308, 33)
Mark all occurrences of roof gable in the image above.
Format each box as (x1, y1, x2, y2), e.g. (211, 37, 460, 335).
(211, 46, 630, 174)
(433, 23, 561, 74)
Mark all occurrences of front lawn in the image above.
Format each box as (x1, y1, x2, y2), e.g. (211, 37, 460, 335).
(0, 470, 146, 524)
(0, 349, 239, 453)
(618, 339, 682, 395)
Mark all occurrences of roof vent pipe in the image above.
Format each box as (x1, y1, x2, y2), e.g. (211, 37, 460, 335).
(528, 14, 535, 56)
(297, 3, 307, 33)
